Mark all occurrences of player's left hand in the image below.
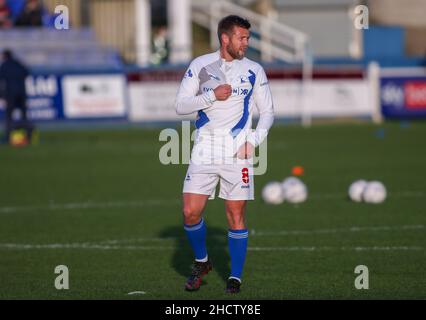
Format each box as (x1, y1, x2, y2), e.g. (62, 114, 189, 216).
(236, 142, 254, 159)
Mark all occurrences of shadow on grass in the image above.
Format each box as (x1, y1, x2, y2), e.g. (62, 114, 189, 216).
(159, 224, 230, 284)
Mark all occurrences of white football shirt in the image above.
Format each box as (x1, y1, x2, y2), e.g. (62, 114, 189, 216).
(175, 50, 274, 163)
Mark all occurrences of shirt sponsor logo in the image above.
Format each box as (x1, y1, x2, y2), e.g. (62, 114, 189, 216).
(232, 87, 250, 96)
(203, 86, 249, 96)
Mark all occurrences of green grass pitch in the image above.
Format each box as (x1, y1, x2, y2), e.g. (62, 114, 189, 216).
(0, 122, 425, 299)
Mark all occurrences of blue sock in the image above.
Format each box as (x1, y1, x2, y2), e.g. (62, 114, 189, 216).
(228, 229, 249, 281)
(184, 218, 208, 261)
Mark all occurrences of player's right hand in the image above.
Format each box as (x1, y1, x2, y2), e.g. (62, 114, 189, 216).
(213, 84, 232, 101)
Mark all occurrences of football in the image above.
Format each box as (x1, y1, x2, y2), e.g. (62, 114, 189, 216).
(282, 177, 308, 203)
(262, 181, 285, 205)
(363, 181, 387, 204)
(348, 179, 368, 202)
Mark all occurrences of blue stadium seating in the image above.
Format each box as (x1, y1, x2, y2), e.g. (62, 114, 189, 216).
(363, 26, 405, 58)
(0, 28, 122, 69)
(313, 26, 425, 68)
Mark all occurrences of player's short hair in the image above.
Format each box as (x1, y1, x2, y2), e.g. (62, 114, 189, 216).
(217, 15, 251, 45)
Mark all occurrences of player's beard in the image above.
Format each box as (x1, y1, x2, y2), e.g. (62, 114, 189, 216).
(226, 44, 246, 60)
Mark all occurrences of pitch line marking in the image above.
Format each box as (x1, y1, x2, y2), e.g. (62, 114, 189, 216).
(127, 291, 147, 295)
(93, 224, 425, 244)
(0, 225, 422, 251)
(248, 246, 424, 252)
(0, 199, 181, 214)
(309, 191, 425, 200)
(0, 190, 424, 214)
(250, 224, 424, 236)
(0, 243, 422, 252)
(0, 243, 175, 250)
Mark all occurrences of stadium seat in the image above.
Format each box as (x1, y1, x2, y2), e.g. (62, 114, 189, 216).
(0, 28, 122, 68)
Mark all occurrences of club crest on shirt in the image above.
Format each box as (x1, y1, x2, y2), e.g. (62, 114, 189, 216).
(240, 75, 249, 84)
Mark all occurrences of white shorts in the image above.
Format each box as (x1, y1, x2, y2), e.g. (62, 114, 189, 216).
(183, 162, 254, 201)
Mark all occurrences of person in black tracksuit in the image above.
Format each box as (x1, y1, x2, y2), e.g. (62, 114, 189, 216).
(0, 49, 33, 144)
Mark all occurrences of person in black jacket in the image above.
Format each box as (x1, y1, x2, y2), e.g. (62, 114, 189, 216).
(15, 0, 43, 27)
(0, 49, 33, 144)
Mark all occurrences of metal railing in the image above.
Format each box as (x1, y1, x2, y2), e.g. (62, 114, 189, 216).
(192, 0, 310, 64)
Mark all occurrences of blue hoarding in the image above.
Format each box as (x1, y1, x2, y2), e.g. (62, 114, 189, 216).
(0, 71, 128, 122)
(381, 76, 426, 118)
